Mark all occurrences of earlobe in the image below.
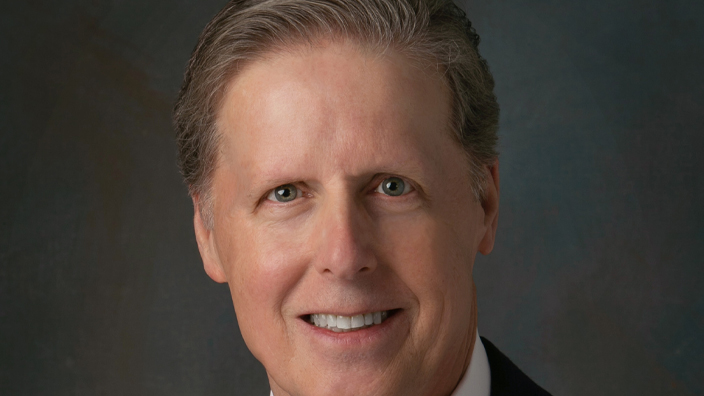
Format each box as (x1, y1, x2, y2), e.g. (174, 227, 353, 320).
(478, 160, 500, 255)
(193, 196, 228, 283)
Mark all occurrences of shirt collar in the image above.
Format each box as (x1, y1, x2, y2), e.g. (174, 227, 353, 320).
(269, 331, 491, 396)
(451, 331, 491, 396)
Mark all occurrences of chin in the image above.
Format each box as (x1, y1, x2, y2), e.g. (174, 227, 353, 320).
(270, 369, 408, 396)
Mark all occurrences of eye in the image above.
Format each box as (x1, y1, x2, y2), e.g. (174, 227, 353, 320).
(375, 176, 412, 196)
(267, 184, 302, 203)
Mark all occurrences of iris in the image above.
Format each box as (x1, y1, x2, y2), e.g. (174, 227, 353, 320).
(273, 184, 297, 202)
(381, 177, 405, 196)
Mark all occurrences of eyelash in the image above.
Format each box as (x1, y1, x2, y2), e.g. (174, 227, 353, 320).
(264, 176, 414, 204)
(373, 176, 414, 197)
(266, 184, 304, 203)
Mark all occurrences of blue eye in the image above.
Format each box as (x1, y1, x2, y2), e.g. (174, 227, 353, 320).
(267, 184, 301, 202)
(375, 177, 411, 196)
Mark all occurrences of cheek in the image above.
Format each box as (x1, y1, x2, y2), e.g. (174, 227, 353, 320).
(378, 211, 477, 295)
(230, 228, 308, 303)
(216, 219, 310, 355)
(376, 206, 479, 344)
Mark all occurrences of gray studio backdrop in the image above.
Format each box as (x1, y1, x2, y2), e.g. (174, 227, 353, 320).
(1, 0, 702, 395)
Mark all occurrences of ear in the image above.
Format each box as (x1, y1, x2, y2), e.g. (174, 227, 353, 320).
(478, 160, 500, 255)
(192, 196, 228, 283)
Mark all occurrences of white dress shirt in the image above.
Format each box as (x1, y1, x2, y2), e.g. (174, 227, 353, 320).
(269, 331, 490, 396)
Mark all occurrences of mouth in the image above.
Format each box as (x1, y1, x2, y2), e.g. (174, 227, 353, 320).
(304, 310, 398, 332)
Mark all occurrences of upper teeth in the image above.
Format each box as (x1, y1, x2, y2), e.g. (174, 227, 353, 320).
(310, 311, 388, 332)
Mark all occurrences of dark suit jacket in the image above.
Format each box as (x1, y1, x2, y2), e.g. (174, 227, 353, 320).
(480, 337, 552, 396)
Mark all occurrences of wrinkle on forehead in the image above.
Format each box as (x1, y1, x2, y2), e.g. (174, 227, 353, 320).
(216, 40, 455, 194)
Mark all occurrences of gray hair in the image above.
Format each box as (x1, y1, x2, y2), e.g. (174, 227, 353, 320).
(174, 0, 499, 229)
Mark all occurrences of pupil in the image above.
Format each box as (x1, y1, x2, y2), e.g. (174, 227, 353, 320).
(382, 177, 405, 196)
(274, 184, 297, 202)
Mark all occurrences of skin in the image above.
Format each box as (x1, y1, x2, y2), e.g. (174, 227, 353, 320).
(193, 40, 500, 396)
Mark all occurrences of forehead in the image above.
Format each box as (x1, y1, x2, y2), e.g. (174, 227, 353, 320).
(216, 41, 461, 188)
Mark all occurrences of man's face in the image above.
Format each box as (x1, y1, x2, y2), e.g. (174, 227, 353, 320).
(194, 41, 499, 396)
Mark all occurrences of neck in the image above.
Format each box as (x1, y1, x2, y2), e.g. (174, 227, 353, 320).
(450, 281, 479, 396)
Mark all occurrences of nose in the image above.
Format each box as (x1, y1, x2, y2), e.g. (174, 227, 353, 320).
(312, 195, 377, 280)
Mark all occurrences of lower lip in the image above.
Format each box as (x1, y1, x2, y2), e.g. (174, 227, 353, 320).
(300, 310, 405, 347)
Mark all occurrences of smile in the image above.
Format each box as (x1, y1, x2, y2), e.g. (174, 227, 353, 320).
(307, 310, 392, 332)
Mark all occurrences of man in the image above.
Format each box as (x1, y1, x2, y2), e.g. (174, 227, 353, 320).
(174, 0, 551, 395)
